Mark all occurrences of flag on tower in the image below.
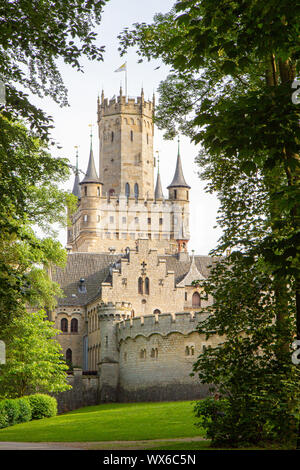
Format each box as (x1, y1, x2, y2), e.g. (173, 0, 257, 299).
(114, 62, 127, 73)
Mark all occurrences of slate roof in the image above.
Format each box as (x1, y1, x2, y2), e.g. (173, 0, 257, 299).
(161, 254, 214, 285)
(51, 253, 120, 307)
(51, 252, 215, 308)
(72, 172, 81, 198)
(154, 171, 164, 200)
(176, 255, 205, 286)
(167, 152, 190, 189)
(80, 146, 102, 184)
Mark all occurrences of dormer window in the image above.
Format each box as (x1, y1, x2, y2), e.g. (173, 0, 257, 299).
(78, 278, 87, 294)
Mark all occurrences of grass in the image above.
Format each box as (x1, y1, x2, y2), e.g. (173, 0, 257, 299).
(0, 401, 205, 442)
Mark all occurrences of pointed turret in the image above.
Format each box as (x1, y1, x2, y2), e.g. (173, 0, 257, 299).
(72, 147, 81, 199)
(167, 137, 190, 190)
(154, 152, 164, 200)
(80, 127, 101, 185)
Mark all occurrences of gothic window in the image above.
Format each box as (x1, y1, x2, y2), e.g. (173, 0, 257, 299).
(140, 349, 146, 359)
(192, 292, 201, 307)
(125, 182, 130, 197)
(138, 277, 143, 294)
(71, 318, 78, 333)
(130, 130, 133, 141)
(145, 277, 150, 295)
(61, 318, 68, 332)
(109, 189, 115, 196)
(134, 183, 139, 199)
(153, 309, 161, 315)
(66, 348, 72, 365)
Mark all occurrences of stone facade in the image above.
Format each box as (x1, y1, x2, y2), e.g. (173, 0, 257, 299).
(50, 89, 219, 408)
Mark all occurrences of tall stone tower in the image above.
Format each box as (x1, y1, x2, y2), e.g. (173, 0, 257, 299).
(67, 89, 191, 255)
(97, 88, 155, 199)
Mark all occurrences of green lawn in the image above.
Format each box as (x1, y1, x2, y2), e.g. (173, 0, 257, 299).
(0, 401, 204, 442)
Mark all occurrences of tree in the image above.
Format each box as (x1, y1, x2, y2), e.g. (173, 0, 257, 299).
(0, 310, 70, 398)
(119, 1, 300, 446)
(0, 116, 74, 330)
(0, 0, 108, 138)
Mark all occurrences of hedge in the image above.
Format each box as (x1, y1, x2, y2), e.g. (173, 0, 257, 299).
(26, 394, 57, 420)
(0, 394, 57, 429)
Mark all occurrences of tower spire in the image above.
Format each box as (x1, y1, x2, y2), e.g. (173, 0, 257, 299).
(154, 151, 164, 200)
(167, 136, 191, 189)
(72, 146, 81, 199)
(80, 126, 101, 184)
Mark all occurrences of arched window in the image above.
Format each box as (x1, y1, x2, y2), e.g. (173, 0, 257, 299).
(134, 183, 139, 199)
(125, 182, 130, 198)
(140, 349, 146, 359)
(185, 346, 190, 356)
(71, 318, 78, 333)
(192, 292, 201, 307)
(138, 277, 143, 294)
(66, 348, 72, 365)
(109, 188, 115, 196)
(153, 309, 161, 315)
(61, 318, 68, 332)
(97, 186, 100, 197)
(145, 277, 150, 295)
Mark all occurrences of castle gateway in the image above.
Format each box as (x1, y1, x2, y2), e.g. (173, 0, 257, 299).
(50, 89, 219, 408)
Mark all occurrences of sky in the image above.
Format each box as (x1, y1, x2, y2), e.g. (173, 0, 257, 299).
(35, 0, 222, 255)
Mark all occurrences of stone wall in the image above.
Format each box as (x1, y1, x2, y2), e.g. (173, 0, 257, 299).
(55, 369, 99, 413)
(116, 312, 216, 402)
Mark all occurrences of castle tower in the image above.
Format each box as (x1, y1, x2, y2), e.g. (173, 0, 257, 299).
(97, 88, 155, 199)
(67, 90, 191, 255)
(167, 138, 190, 254)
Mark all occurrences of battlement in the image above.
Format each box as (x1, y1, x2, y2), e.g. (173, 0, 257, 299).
(98, 301, 132, 320)
(117, 311, 209, 342)
(98, 91, 154, 120)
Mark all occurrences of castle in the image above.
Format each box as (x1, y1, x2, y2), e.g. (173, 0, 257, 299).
(50, 89, 219, 405)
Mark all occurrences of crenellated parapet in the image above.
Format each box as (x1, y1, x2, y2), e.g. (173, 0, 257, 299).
(117, 311, 208, 343)
(98, 91, 154, 121)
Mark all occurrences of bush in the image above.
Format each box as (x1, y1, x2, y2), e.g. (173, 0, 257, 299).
(27, 394, 57, 420)
(16, 397, 32, 424)
(0, 401, 8, 429)
(1, 399, 20, 426)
